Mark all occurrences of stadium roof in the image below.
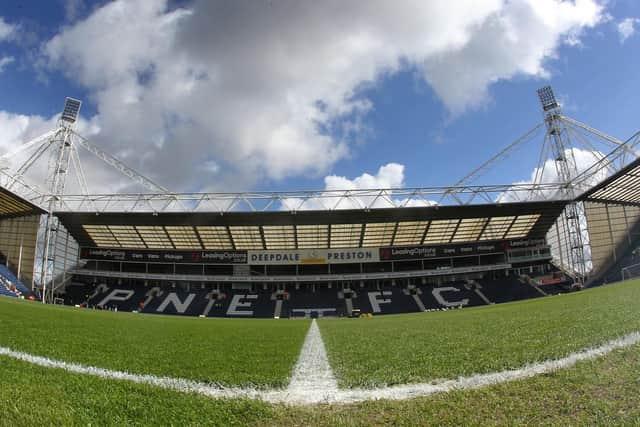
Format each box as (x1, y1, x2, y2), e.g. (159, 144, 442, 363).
(0, 185, 45, 219)
(56, 200, 567, 250)
(579, 157, 640, 207)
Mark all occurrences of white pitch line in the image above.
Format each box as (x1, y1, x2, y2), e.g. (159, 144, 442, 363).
(0, 345, 271, 401)
(332, 330, 640, 404)
(284, 319, 338, 404)
(1, 330, 639, 405)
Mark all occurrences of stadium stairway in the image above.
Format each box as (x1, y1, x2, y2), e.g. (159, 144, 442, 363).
(287, 287, 341, 318)
(64, 282, 91, 305)
(538, 282, 571, 294)
(203, 290, 233, 317)
(248, 289, 278, 318)
(271, 290, 296, 318)
(355, 286, 424, 315)
(340, 289, 355, 315)
(478, 277, 540, 303)
(419, 281, 489, 310)
(466, 280, 493, 305)
(520, 275, 548, 296)
(272, 292, 284, 319)
(407, 286, 427, 311)
(478, 275, 572, 304)
(98, 285, 149, 312)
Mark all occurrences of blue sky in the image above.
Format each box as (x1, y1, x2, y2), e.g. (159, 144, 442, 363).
(0, 0, 639, 197)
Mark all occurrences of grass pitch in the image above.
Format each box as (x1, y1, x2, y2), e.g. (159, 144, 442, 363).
(1, 334, 639, 426)
(0, 298, 309, 388)
(278, 341, 640, 426)
(1, 280, 640, 425)
(320, 279, 640, 387)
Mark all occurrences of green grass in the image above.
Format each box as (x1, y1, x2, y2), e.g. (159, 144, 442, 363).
(2, 281, 640, 425)
(0, 298, 309, 388)
(274, 342, 640, 426)
(2, 338, 640, 426)
(0, 355, 276, 427)
(319, 279, 640, 387)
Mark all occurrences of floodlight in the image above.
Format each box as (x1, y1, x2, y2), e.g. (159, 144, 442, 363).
(61, 97, 82, 123)
(536, 86, 558, 112)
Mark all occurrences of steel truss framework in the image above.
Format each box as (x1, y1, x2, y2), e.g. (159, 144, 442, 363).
(2, 121, 637, 214)
(0, 115, 637, 215)
(50, 182, 570, 213)
(0, 117, 637, 214)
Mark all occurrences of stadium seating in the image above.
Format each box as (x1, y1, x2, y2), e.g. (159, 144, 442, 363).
(479, 276, 545, 303)
(0, 282, 19, 298)
(0, 274, 20, 298)
(538, 283, 571, 294)
(286, 287, 342, 318)
(0, 264, 30, 294)
(65, 272, 570, 318)
(354, 286, 424, 314)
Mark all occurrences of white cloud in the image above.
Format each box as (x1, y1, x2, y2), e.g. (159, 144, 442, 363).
(0, 110, 136, 196)
(0, 111, 62, 193)
(323, 163, 405, 191)
(0, 18, 17, 77)
(0, 111, 55, 154)
(0, 110, 101, 155)
(423, 0, 603, 113)
(35, 0, 604, 193)
(617, 17, 640, 42)
(63, 0, 86, 22)
(280, 163, 436, 210)
(497, 147, 611, 203)
(0, 56, 14, 73)
(0, 17, 15, 41)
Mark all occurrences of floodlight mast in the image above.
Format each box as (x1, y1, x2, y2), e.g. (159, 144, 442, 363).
(39, 98, 82, 303)
(537, 86, 587, 284)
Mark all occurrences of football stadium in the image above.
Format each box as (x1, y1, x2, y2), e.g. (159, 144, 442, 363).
(1, 81, 640, 425)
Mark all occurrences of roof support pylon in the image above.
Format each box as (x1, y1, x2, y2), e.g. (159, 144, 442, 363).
(38, 98, 82, 303)
(537, 86, 587, 284)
